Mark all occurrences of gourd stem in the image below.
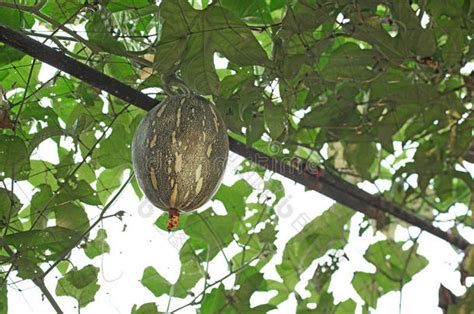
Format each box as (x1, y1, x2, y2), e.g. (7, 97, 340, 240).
(166, 208, 180, 232)
(161, 74, 192, 95)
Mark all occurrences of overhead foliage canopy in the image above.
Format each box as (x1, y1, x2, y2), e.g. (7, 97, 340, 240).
(0, 0, 472, 313)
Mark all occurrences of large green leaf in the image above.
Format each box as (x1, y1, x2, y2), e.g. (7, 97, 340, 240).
(0, 135, 30, 180)
(84, 229, 110, 259)
(343, 142, 376, 179)
(232, 267, 276, 313)
(218, 0, 275, 24)
(0, 188, 21, 226)
(41, 0, 82, 23)
(200, 285, 227, 313)
(322, 43, 377, 82)
(94, 124, 132, 168)
(28, 184, 53, 230)
(141, 266, 172, 298)
(272, 204, 353, 305)
(5, 227, 80, 259)
(141, 241, 203, 298)
(56, 265, 100, 308)
(353, 240, 428, 309)
(0, 44, 24, 67)
(281, 0, 328, 35)
(54, 203, 90, 232)
(264, 101, 287, 139)
(0, 7, 23, 29)
(85, 12, 128, 56)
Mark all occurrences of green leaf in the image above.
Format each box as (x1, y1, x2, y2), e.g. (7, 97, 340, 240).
(97, 166, 126, 205)
(212, 179, 253, 217)
(236, 159, 266, 177)
(0, 7, 22, 29)
(131, 303, 160, 314)
(218, 0, 274, 24)
(281, 0, 328, 35)
(28, 125, 63, 155)
(343, 142, 376, 179)
(28, 160, 58, 190)
(0, 188, 21, 226)
(29, 184, 53, 230)
(366, 240, 428, 285)
(336, 299, 357, 314)
(233, 267, 276, 313)
(85, 12, 127, 56)
(95, 124, 131, 168)
(180, 23, 220, 95)
(54, 203, 90, 233)
(207, 6, 269, 66)
(427, 0, 465, 18)
(322, 43, 376, 82)
(84, 229, 110, 259)
(41, 0, 82, 23)
(350, 20, 408, 61)
(246, 115, 265, 146)
(352, 272, 379, 308)
(76, 164, 96, 184)
(182, 209, 236, 261)
(0, 44, 24, 67)
(106, 0, 154, 12)
(15, 252, 43, 280)
(70, 113, 96, 137)
(141, 266, 172, 297)
(412, 29, 437, 57)
(62, 180, 101, 206)
(264, 101, 287, 139)
(300, 92, 359, 129)
(353, 240, 428, 308)
(0, 135, 30, 180)
(274, 204, 352, 301)
(131, 176, 143, 199)
(173, 242, 205, 297)
(5, 227, 79, 259)
(258, 222, 277, 244)
(201, 285, 227, 313)
(153, 0, 196, 74)
(56, 265, 100, 308)
(439, 19, 468, 68)
(104, 55, 139, 83)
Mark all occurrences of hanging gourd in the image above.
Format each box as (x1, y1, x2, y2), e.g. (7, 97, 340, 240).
(131, 77, 229, 231)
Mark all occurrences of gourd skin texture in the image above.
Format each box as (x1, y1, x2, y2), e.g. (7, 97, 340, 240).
(132, 94, 229, 213)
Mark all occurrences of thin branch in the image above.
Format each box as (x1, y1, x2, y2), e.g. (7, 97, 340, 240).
(32, 278, 64, 314)
(12, 58, 36, 128)
(398, 231, 422, 314)
(0, 0, 46, 11)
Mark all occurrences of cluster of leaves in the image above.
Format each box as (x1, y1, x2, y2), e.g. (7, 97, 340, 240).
(0, 0, 472, 313)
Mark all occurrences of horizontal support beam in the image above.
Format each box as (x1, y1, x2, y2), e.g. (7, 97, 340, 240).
(0, 23, 469, 250)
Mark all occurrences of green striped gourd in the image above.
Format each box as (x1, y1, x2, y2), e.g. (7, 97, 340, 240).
(132, 94, 229, 230)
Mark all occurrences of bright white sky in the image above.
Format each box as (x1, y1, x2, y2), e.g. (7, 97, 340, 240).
(5, 18, 474, 314)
